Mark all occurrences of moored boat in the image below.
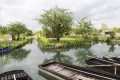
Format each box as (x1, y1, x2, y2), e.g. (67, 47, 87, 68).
(85, 58, 120, 75)
(103, 55, 120, 63)
(0, 47, 12, 53)
(38, 61, 120, 80)
(0, 70, 33, 80)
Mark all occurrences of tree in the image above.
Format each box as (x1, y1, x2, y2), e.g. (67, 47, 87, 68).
(101, 23, 108, 30)
(37, 6, 73, 42)
(8, 22, 27, 40)
(76, 18, 93, 39)
(0, 26, 8, 35)
(25, 29, 33, 36)
(110, 31, 115, 39)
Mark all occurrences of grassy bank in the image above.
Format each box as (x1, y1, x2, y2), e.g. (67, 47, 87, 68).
(0, 38, 31, 48)
(38, 36, 91, 49)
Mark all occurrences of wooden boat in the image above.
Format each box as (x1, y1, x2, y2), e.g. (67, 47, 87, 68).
(85, 58, 120, 75)
(103, 55, 120, 63)
(38, 61, 120, 80)
(0, 70, 33, 80)
(0, 47, 11, 53)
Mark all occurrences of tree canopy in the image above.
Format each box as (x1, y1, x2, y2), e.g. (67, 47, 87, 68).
(8, 22, 27, 40)
(37, 6, 73, 41)
(0, 26, 8, 35)
(76, 18, 94, 39)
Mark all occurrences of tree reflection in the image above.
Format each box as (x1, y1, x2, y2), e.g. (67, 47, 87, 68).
(74, 44, 95, 66)
(0, 48, 30, 65)
(109, 44, 116, 52)
(10, 48, 31, 61)
(43, 49, 73, 64)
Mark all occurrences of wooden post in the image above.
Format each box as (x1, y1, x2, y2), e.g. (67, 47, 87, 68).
(115, 66, 117, 75)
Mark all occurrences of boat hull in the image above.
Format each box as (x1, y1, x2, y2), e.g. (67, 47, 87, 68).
(38, 62, 120, 80)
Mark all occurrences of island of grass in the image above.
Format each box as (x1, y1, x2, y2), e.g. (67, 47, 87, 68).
(37, 36, 93, 49)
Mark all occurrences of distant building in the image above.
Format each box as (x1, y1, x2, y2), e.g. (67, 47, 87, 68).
(6, 35, 12, 41)
(0, 35, 12, 41)
(115, 33, 120, 36)
(100, 29, 112, 36)
(46, 32, 54, 38)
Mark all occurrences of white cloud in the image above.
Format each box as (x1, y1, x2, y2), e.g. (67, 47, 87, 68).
(1, 0, 120, 31)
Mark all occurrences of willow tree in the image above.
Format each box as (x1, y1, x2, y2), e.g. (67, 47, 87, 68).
(37, 6, 73, 42)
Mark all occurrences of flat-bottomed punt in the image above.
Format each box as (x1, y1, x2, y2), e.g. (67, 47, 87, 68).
(85, 58, 120, 75)
(0, 70, 33, 80)
(103, 55, 120, 63)
(38, 62, 120, 80)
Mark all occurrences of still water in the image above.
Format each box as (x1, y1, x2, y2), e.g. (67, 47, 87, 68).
(0, 40, 120, 80)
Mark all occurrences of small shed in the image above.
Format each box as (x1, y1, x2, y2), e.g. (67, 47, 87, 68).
(46, 32, 54, 38)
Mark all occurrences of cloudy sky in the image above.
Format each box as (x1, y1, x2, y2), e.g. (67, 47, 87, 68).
(1, 0, 120, 31)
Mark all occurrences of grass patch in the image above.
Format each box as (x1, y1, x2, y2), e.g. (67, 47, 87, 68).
(38, 36, 91, 48)
(0, 39, 30, 48)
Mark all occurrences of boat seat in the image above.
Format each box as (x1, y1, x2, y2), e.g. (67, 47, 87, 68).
(58, 69, 73, 77)
(74, 75, 93, 80)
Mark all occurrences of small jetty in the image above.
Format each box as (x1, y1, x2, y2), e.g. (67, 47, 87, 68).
(0, 70, 33, 80)
(38, 62, 120, 80)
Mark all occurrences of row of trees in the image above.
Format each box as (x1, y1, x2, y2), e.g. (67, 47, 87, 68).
(0, 22, 32, 41)
(37, 6, 97, 42)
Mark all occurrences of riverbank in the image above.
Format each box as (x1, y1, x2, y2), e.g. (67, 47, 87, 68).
(38, 36, 92, 49)
(0, 38, 30, 48)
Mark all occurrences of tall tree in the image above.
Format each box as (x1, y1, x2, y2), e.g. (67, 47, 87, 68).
(76, 18, 93, 39)
(37, 6, 73, 42)
(8, 22, 27, 40)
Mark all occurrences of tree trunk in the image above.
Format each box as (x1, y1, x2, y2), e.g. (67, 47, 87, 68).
(57, 36, 60, 42)
(12, 35, 15, 41)
(17, 34, 20, 40)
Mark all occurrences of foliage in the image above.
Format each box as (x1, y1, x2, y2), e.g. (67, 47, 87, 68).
(76, 18, 94, 39)
(38, 37, 49, 47)
(112, 27, 120, 33)
(8, 22, 27, 40)
(101, 23, 108, 30)
(0, 26, 8, 34)
(110, 31, 115, 39)
(26, 29, 33, 36)
(37, 6, 73, 42)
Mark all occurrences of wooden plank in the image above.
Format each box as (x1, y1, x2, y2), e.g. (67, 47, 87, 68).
(74, 74, 93, 80)
(19, 72, 24, 77)
(8, 75, 12, 80)
(1, 77, 4, 80)
(22, 72, 27, 77)
(17, 73, 21, 78)
(11, 74, 14, 79)
(88, 64, 120, 67)
(4, 76, 7, 80)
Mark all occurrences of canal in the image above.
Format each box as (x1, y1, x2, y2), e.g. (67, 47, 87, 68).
(0, 40, 120, 80)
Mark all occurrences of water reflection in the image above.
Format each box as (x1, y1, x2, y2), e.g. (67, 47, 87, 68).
(0, 48, 30, 65)
(74, 44, 96, 66)
(40, 44, 95, 66)
(43, 48, 73, 64)
(109, 44, 116, 52)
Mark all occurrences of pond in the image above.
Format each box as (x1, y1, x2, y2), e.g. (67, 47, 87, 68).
(0, 40, 120, 80)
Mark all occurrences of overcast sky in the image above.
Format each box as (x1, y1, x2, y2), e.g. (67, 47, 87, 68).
(1, 0, 120, 31)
